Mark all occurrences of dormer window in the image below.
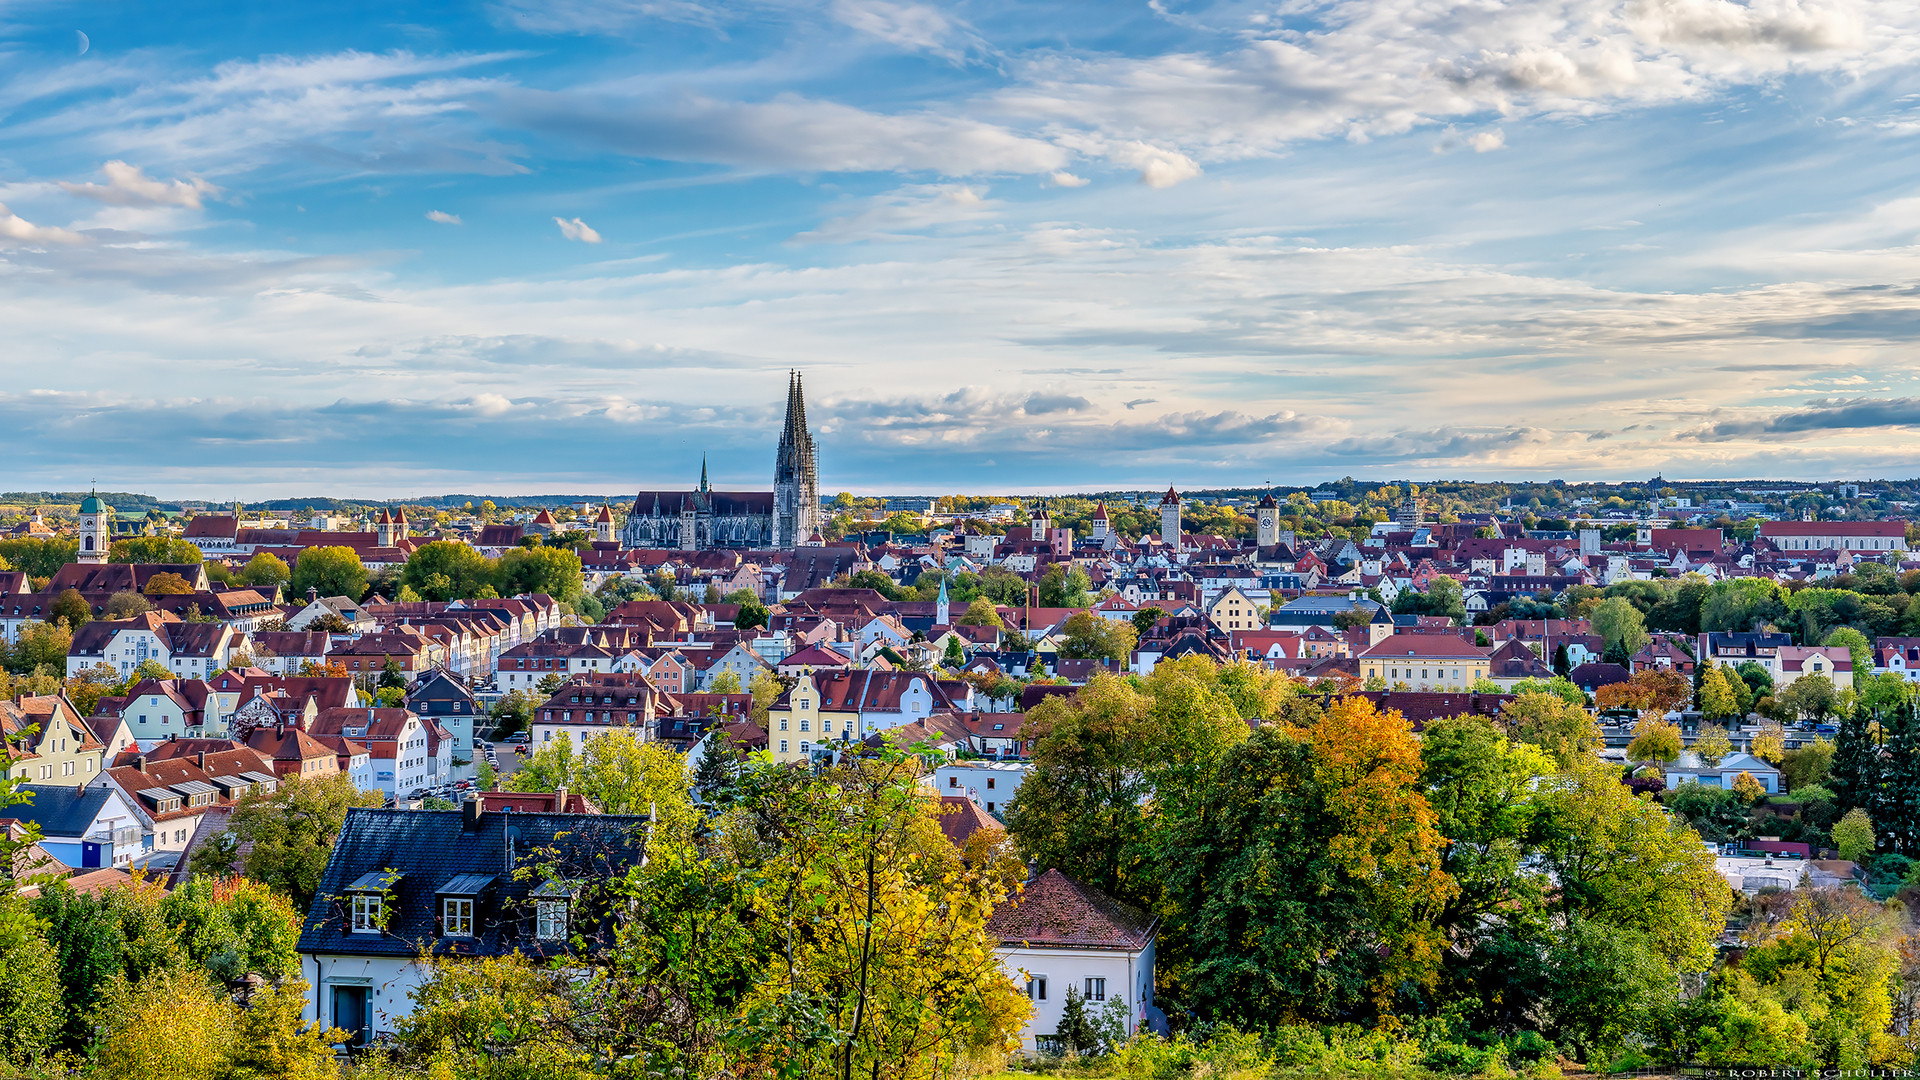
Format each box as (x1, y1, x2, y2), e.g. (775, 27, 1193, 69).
(352, 893, 381, 932)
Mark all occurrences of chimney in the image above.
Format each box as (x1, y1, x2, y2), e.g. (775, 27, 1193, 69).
(196, 751, 206, 770)
(553, 785, 568, 812)
(131, 754, 145, 771)
(463, 793, 483, 831)
(307, 586, 318, 603)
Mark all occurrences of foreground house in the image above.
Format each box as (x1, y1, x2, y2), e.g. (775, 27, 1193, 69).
(296, 803, 648, 1045)
(987, 868, 1162, 1054)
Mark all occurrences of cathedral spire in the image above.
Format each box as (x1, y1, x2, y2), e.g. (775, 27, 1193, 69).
(700, 455, 709, 493)
(774, 369, 820, 548)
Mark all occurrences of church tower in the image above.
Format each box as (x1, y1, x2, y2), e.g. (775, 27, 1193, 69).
(773, 371, 820, 548)
(78, 490, 112, 564)
(1256, 493, 1281, 547)
(595, 503, 616, 545)
(1159, 487, 1183, 552)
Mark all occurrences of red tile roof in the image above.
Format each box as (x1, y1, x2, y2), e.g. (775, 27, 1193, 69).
(987, 868, 1155, 950)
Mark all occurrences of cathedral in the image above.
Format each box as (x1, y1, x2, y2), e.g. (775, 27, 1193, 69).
(621, 371, 820, 549)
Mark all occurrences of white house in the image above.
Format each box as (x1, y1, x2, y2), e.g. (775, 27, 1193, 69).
(66, 613, 244, 679)
(986, 869, 1161, 1054)
(932, 759, 1030, 817)
(1664, 750, 1783, 795)
(297, 805, 646, 1047)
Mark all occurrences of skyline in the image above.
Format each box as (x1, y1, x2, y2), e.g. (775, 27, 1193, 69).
(6, 0, 1920, 495)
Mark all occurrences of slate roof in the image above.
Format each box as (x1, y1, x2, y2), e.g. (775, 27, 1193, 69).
(298, 807, 648, 960)
(987, 868, 1155, 950)
(14, 784, 118, 838)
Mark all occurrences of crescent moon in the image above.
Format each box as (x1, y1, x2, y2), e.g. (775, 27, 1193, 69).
(75, 30, 88, 55)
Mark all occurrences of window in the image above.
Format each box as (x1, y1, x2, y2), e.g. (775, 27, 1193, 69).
(779, 740, 789, 753)
(799, 719, 809, 732)
(1086, 978, 1106, 1001)
(799, 741, 810, 754)
(986, 778, 996, 789)
(536, 900, 568, 941)
(444, 897, 473, 936)
(1026, 976, 1048, 1001)
(948, 776, 958, 788)
(779, 719, 789, 731)
(351, 893, 382, 933)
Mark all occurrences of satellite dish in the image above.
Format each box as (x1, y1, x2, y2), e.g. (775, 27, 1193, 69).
(75, 30, 88, 55)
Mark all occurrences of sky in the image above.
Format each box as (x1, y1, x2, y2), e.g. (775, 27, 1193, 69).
(5, 0, 1920, 498)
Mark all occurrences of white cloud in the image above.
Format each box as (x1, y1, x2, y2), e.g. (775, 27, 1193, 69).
(792, 183, 997, 243)
(427, 209, 463, 224)
(0, 203, 85, 245)
(1049, 171, 1089, 187)
(555, 216, 602, 242)
(829, 0, 974, 58)
(58, 160, 222, 207)
(1112, 141, 1202, 188)
(1470, 129, 1507, 152)
(496, 90, 1070, 176)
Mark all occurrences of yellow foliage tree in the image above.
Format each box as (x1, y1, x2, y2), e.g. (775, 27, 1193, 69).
(93, 968, 237, 1080)
(1309, 696, 1458, 1003)
(1700, 664, 1741, 721)
(1731, 770, 1766, 804)
(1627, 718, 1684, 765)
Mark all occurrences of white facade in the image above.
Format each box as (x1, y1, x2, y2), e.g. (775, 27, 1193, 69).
(999, 939, 1156, 1055)
(933, 760, 1030, 816)
(303, 954, 428, 1047)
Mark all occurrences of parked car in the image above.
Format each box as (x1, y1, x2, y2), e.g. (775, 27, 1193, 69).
(505, 732, 530, 744)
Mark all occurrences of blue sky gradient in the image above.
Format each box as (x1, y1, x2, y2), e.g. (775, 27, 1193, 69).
(4, 0, 1920, 496)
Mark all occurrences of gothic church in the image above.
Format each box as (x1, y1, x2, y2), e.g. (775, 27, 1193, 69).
(621, 371, 821, 549)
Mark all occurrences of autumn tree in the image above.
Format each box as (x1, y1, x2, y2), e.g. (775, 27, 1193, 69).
(1627, 718, 1683, 766)
(1055, 611, 1137, 665)
(1700, 664, 1742, 721)
(140, 572, 195, 596)
(237, 551, 291, 592)
(108, 537, 204, 565)
(1693, 723, 1733, 767)
(1501, 691, 1600, 769)
(49, 588, 90, 629)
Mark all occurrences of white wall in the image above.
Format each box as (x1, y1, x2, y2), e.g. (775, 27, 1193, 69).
(998, 942, 1154, 1054)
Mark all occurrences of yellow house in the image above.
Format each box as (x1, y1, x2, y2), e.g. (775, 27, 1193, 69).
(1358, 634, 1492, 691)
(1206, 587, 1263, 634)
(3, 694, 107, 785)
(766, 670, 946, 765)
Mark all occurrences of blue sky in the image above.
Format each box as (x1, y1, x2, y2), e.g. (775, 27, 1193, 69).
(4, 0, 1920, 497)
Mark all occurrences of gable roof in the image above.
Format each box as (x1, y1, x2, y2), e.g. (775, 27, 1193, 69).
(936, 795, 1002, 848)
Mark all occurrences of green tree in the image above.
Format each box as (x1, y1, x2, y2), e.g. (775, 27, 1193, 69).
(1781, 738, 1835, 792)
(0, 898, 60, 1071)
(289, 546, 368, 601)
(0, 538, 77, 578)
(1823, 626, 1872, 677)
(104, 590, 151, 619)
(957, 597, 1004, 628)
(1834, 807, 1877, 863)
(707, 671, 743, 694)
(108, 536, 205, 564)
(226, 773, 384, 910)
(49, 588, 90, 630)
(1055, 984, 1097, 1056)
(1591, 597, 1650, 663)
(1538, 756, 1730, 970)
(1131, 605, 1167, 636)
(236, 551, 291, 592)
(6, 621, 72, 675)
(495, 544, 584, 602)
(722, 587, 770, 630)
(489, 689, 534, 737)
(401, 541, 496, 601)
(1037, 564, 1092, 609)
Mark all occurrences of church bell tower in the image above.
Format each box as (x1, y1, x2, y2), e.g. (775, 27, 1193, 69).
(773, 371, 820, 548)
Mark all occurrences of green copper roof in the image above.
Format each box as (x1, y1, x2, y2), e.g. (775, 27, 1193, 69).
(79, 494, 109, 514)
